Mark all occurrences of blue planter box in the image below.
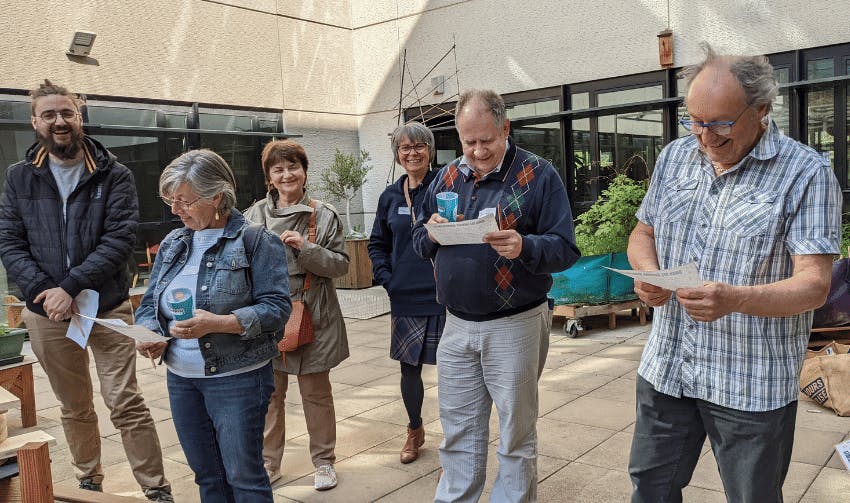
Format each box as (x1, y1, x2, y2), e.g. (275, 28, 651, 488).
(549, 252, 636, 305)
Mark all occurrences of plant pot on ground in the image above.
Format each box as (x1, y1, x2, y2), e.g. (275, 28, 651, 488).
(551, 172, 647, 305)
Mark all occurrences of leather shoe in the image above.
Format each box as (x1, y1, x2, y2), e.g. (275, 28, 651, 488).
(400, 425, 425, 464)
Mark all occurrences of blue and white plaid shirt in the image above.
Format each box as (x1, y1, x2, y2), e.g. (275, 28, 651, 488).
(637, 121, 842, 411)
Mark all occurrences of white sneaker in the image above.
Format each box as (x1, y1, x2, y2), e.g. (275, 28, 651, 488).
(314, 464, 337, 491)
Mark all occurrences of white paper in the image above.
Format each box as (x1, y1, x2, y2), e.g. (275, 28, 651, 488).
(76, 313, 168, 344)
(424, 215, 499, 246)
(836, 438, 850, 472)
(606, 262, 704, 290)
(65, 289, 99, 349)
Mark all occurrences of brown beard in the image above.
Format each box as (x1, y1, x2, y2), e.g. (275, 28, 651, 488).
(36, 126, 85, 160)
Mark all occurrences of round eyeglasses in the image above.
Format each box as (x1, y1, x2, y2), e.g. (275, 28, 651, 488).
(35, 109, 80, 124)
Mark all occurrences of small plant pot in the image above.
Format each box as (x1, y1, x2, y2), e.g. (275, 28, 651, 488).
(0, 328, 27, 360)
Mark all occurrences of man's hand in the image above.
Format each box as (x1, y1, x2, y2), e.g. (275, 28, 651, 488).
(137, 341, 167, 359)
(426, 213, 448, 242)
(634, 280, 672, 307)
(34, 287, 74, 321)
(483, 230, 523, 259)
(676, 282, 738, 322)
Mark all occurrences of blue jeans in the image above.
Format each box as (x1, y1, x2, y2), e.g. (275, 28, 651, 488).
(168, 363, 275, 503)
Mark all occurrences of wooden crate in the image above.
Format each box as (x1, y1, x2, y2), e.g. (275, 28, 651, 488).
(334, 239, 373, 289)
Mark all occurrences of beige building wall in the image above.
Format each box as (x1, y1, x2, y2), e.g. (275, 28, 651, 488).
(3, 0, 850, 232)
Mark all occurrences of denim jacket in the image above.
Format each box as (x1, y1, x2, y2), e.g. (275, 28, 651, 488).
(135, 210, 291, 376)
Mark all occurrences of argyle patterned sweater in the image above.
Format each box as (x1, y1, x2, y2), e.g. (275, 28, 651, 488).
(412, 137, 580, 321)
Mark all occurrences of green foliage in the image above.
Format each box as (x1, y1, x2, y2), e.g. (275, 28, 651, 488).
(842, 212, 850, 257)
(574, 174, 647, 255)
(317, 149, 372, 239)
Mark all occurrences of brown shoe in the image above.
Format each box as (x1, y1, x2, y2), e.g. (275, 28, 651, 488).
(400, 425, 425, 464)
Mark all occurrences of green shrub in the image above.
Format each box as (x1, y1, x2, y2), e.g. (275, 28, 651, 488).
(574, 174, 647, 256)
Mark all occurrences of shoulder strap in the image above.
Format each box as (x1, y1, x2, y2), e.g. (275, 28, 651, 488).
(242, 223, 264, 264)
(303, 200, 317, 291)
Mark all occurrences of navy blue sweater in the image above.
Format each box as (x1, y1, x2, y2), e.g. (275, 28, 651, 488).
(369, 170, 445, 317)
(412, 138, 580, 321)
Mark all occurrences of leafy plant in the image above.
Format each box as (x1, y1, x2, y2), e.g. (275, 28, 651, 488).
(842, 212, 850, 257)
(318, 148, 372, 239)
(574, 174, 647, 256)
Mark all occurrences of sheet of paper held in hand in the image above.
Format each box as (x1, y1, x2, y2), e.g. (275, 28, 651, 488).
(75, 313, 168, 344)
(605, 262, 704, 290)
(424, 215, 499, 246)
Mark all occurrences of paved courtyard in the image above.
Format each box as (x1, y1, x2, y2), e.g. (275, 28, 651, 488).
(6, 312, 850, 502)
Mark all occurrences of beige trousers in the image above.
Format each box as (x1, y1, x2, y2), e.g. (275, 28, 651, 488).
(23, 301, 169, 491)
(263, 368, 336, 471)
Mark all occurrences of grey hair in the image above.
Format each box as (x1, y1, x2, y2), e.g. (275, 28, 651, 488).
(390, 122, 435, 165)
(159, 149, 237, 213)
(455, 89, 507, 128)
(680, 42, 778, 112)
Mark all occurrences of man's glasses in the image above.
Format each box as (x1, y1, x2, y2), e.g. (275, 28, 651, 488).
(35, 109, 80, 124)
(679, 105, 750, 137)
(397, 143, 429, 155)
(160, 196, 202, 210)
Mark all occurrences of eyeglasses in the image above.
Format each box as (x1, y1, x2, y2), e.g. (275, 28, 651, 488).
(397, 143, 429, 155)
(160, 196, 202, 210)
(679, 105, 750, 137)
(35, 109, 80, 124)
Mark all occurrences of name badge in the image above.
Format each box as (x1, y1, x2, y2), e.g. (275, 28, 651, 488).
(398, 207, 411, 215)
(478, 207, 497, 218)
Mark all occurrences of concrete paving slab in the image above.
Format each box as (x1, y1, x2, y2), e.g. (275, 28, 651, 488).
(537, 461, 633, 502)
(536, 417, 617, 461)
(545, 396, 635, 431)
(799, 466, 850, 502)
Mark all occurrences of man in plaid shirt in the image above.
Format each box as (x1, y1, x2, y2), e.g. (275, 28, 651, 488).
(627, 44, 841, 502)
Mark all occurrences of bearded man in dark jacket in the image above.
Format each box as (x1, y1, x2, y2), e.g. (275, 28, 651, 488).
(0, 80, 172, 502)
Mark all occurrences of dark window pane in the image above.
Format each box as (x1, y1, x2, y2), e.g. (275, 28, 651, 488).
(807, 58, 834, 79)
(0, 101, 31, 120)
(773, 67, 791, 135)
(87, 106, 157, 127)
(598, 85, 662, 107)
(199, 113, 253, 132)
(807, 88, 834, 169)
(200, 134, 264, 208)
(164, 113, 188, 129)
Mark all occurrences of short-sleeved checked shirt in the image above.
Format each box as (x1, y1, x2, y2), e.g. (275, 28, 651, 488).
(637, 121, 842, 412)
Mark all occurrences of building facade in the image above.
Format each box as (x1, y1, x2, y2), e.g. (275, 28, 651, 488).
(2, 0, 850, 295)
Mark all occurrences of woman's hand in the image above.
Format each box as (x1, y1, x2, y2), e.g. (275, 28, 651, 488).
(171, 309, 221, 339)
(279, 230, 304, 250)
(137, 341, 167, 359)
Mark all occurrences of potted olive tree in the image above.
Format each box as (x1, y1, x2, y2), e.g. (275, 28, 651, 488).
(318, 148, 374, 289)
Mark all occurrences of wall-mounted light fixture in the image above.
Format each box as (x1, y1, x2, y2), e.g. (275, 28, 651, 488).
(657, 29, 673, 68)
(431, 75, 446, 96)
(67, 31, 97, 57)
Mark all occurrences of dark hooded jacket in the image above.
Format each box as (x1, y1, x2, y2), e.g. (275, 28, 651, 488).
(0, 137, 139, 317)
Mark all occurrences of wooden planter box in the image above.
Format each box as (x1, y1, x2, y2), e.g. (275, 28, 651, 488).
(334, 238, 373, 289)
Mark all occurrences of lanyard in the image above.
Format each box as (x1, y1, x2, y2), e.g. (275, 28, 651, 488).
(402, 177, 416, 225)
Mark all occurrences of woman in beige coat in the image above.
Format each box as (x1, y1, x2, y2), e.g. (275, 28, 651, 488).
(244, 139, 350, 491)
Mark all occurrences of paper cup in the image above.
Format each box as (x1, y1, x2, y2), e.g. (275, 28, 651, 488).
(436, 192, 459, 222)
(167, 288, 194, 321)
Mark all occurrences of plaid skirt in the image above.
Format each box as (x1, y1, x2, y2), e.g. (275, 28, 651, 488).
(390, 314, 445, 366)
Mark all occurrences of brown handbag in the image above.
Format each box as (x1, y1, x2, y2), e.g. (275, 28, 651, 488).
(279, 200, 317, 353)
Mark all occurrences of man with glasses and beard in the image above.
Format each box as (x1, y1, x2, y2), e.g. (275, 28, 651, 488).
(0, 80, 172, 502)
(627, 44, 842, 502)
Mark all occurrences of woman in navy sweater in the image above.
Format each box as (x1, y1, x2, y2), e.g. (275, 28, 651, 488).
(369, 122, 445, 464)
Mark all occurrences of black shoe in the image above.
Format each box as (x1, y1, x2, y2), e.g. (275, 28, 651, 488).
(79, 478, 103, 492)
(145, 488, 175, 502)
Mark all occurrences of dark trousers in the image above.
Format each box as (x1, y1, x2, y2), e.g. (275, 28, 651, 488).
(629, 376, 797, 503)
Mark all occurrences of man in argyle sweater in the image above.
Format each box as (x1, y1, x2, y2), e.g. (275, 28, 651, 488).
(413, 89, 580, 502)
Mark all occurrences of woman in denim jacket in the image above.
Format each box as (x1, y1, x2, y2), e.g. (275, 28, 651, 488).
(135, 149, 291, 503)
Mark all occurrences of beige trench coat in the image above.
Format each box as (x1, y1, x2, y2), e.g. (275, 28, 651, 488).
(244, 191, 350, 374)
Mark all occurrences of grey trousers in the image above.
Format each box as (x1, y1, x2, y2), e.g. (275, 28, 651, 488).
(434, 302, 551, 503)
(628, 375, 797, 503)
